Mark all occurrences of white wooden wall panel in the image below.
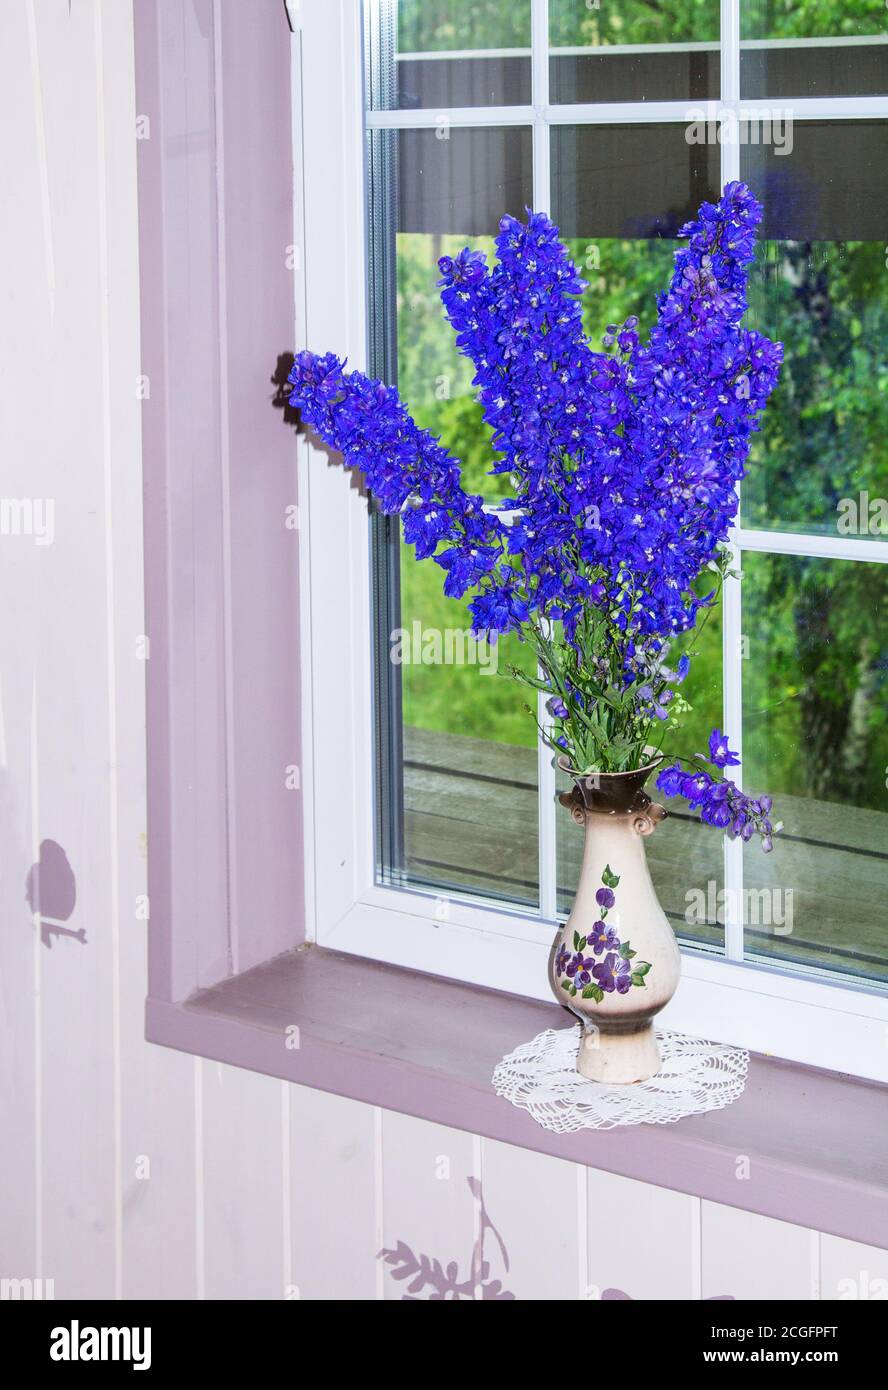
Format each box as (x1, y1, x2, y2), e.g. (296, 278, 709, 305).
(25, 0, 116, 1300)
(0, 673, 40, 1281)
(0, 0, 53, 1289)
(201, 1061, 286, 1300)
(481, 1139, 581, 1300)
(820, 1235, 888, 1301)
(288, 1086, 378, 1301)
(0, 3, 48, 1290)
(120, 1044, 198, 1301)
(0, 0, 43, 1266)
(587, 1169, 701, 1300)
(702, 1202, 819, 1301)
(0, 660, 40, 1281)
(99, 0, 199, 1304)
(380, 1112, 478, 1300)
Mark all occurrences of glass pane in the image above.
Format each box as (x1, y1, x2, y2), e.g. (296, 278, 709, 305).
(551, 131, 724, 947)
(368, 0, 531, 110)
(741, 1, 888, 99)
(742, 553, 888, 983)
(741, 123, 888, 538)
(549, 0, 720, 104)
(552, 124, 720, 240)
(395, 127, 533, 237)
(373, 126, 539, 906)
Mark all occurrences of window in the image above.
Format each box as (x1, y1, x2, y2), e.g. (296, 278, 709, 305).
(298, 1, 888, 1079)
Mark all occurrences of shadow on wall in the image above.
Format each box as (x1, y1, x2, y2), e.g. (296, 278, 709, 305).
(25, 838, 85, 950)
(379, 1177, 515, 1300)
(271, 352, 299, 428)
(378, 1177, 737, 1300)
(270, 351, 371, 506)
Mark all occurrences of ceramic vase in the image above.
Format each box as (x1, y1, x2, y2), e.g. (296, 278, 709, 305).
(551, 758, 681, 1084)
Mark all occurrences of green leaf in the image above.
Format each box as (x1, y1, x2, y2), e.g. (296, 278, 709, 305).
(569, 984, 577, 997)
(591, 986, 604, 1003)
(573, 931, 581, 951)
(619, 943, 636, 960)
(602, 864, 621, 889)
(581, 985, 596, 999)
(633, 961, 652, 977)
(560, 979, 571, 993)
(631, 972, 647, 988)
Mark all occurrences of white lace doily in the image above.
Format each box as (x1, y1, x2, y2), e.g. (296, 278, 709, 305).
(492, 1025, 748, 1132)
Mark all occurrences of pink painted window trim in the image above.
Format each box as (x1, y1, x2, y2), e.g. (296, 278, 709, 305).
(136, 0, 303, 1003)
(146, 947, 888, 1250)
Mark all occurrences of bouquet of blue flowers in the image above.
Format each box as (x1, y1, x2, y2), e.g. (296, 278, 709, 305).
(288, 182, 783, 850)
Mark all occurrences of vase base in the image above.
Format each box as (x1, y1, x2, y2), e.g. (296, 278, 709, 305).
(577, 1022, 661, 1084)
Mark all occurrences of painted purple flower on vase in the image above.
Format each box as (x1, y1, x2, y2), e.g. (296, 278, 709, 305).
(593, 952, 633, 995)
(588, 920, 619, 956)
(558, 866, 654, 1002)
(567, 952, 595, 987)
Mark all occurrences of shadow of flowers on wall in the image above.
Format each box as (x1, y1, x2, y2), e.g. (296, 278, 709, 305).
(379, 1176, 737, 1300)
(379, 1176, 515, 1300)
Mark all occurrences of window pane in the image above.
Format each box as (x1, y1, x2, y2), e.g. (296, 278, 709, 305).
(372, 126, 539, 906)
(741, 123, 888, 537)
(741, 1, 888, 99)
(368, 0, 531, 110)
(549, 0, 719, 104)
(396, 127, 533, 236)
(742, 552, 888, 983)
(552, 123, 720, 239)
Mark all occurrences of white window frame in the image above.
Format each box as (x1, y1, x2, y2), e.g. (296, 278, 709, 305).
(292, 0, 888, 1082)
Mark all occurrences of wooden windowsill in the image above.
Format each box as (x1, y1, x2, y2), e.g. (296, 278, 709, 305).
(146, 943, 888, 1248)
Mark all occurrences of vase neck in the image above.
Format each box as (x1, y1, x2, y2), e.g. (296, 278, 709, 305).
(560, 759, 661, 817)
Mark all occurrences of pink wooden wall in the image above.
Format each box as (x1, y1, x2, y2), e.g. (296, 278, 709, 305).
(0, 0, 886, 1303)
